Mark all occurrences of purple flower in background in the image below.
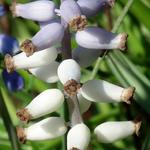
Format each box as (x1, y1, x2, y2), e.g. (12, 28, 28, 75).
(2, 69, 24, 92)
(0, 34, 19, 55)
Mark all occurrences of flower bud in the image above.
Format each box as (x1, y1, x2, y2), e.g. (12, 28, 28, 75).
(77, 90, 91, 114)
(94, 119, 141, 143)
(60, 0, 87, 31)
(77, 0, 115, 17)
(17, 117, 67, 143)
(16, 89, 64, 123)
(67, 123, 90, 150)
(76, 27, 128, 50)
(57, 59, 81, 97)
(11, 0, 56, 22)
(0, 34, 19, 55)
(20, 22, 64, 56)
(4, 47, 57, 73)
(81, 79, 135, 104)
(29, 61, 59, 83)
(72, 46, 102, 68)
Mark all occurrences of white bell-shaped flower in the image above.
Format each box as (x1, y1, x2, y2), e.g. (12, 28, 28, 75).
(81, 79, 135, 104)
(77, 0, 115, 17)
(20, 22, 64, 56)
(60, 0, 87, 31)
(4, 47, 57, 73)
(77, 90, 91, 114)
(29, 61, 59, 83)
(11, 0, 56, 22)
(94, 119, 141, 143)
(76, 27, 128, 50)
(17, 117, 67, 143)
(72, 46, 102, 68)
(57, 59, 81, 85)
(67, 123, 90, 150)
(17, 89, 64, 122)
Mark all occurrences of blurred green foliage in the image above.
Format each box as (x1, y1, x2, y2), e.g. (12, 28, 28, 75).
(0, 0, 150, 150)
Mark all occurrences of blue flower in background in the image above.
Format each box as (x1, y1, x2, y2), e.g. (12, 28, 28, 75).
(0, 5, 6, 17)
(2, 69, 24, 92)
(0, 34, 20, 55)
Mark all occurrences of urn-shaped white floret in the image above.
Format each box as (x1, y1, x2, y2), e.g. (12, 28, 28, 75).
(81, 80, 135, 104)
(60, 0, 87, 31)
(72, 46, 102, 68)
(29, 61, 59, 83)
(57, 59, 81, 84)
(20, 22, 64, 56)
(4, 47, 58, 72)
(76, 27, 128, 50)
(77, 90, 91, 113)
(24, 117, 67, 141)
(67, 123, 90, 150)
(17, 89, 64, 122)
(77, 0, 115, 17)
(13, 1, 56, 22)
(94, 121, 139, 143)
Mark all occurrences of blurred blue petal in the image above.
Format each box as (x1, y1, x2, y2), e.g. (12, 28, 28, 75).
(2, 69, 24, 92)
(0, 5, 6, 17)
(0, 34, 19, 55)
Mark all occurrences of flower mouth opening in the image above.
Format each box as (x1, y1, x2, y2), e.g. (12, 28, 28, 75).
(20, 39, 37, 57)
(69, 15, 87, 31)
(118, 33, 128, 51)
(108, 0, 115, 7)
(10, 2, 17, 17)
(64, 79, 81, 97)
(16, 108, 32, 123)
(70, 147, 80, 150)
(121, 87, 135, 104)
(4, 54, 15, 73)
(16, 127, 26, 144)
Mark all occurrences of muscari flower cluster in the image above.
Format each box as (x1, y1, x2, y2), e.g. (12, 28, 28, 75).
(4, 0, 142, 149)
(0, 4, 24, 92)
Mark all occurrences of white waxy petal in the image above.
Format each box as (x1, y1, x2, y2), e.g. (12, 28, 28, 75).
(4, 47, 58, 73)
(81, 80, 135, 104)
(67, 123, 90, 150)
(57, 59, 81, 84)
(77, 90, 91, 114)
(17, 117, 67, 143)
(29, 61, 59, 83)
(77, 0, 115, 17)
(76, 27, 128, 50)
(72, 46, 102, 67)
(17, 89, 64, 122)
(60, 0, 87, 31)
(13, 1, 56, 22)
(94, 120, 140, 143)
(20, 22, 64, 56)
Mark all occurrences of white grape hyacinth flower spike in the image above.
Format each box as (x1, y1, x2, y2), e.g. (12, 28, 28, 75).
(17, 117, 67, 143)
(16, 89, 64, 123)
(81, 79, 135, 104)
(57, 59, 81, 97)
(4, 47, 57, 73)
(94, 118, 141, 143)
(29, 61, 59, 83)
(67, 123, 91, 150)
(76, 26, 128, 51)
(20, 22, 64, 56)
(11, 0, 56, 22)
(60, 0, 87, 31)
